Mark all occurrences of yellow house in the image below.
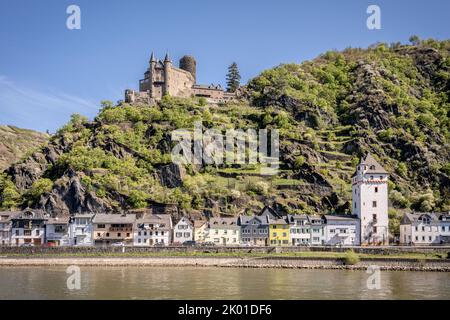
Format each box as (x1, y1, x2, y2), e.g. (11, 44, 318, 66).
(193, 219, 208, 243)
(269, 217, 290, 246)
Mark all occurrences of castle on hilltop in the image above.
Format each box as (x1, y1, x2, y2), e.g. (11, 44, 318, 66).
(125, 52, 237, 104)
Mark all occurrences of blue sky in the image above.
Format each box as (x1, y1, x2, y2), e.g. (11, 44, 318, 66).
(0, 0, 449, 132)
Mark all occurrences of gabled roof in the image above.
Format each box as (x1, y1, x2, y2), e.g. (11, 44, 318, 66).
(287, 214, 309, 224)
(46, 217, 70, 225)
(193, 219, 207, 228)
(400, 211, 445, 224)
(93, 213, 136, 224)
(175, 216, 193, 227)
(209, 217, 239, 229)
(11, 209, 47, 221)
(268, 216, 288, 225)
(360, 153, 388, 174)
(321, 214, 358, 223)
(259, 206, 283, 219)
(136, 213, 172, 229)
(239, 215, 268, 226)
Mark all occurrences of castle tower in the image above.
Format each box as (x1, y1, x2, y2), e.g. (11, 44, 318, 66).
(148, 51, 156, 98)
(179, 55, 197, 83)
(352, 153, 389, 245)
(163, 52, 172, 96)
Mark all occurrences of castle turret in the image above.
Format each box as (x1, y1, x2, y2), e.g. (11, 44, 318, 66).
(163, 53, 172, 96)
(352, 153, 389, 245)
(179, 55, 197, 83)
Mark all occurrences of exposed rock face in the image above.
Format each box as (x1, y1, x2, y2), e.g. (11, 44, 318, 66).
(38, 171, 116, 216)
(159, 163, 185, 188)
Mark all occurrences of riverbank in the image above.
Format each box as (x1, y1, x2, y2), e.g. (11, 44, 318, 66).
(1, 256, 450, 271)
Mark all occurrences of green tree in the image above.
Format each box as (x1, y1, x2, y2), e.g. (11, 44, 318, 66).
(226, 62, 241, 93)
(409, 35, 421, 46)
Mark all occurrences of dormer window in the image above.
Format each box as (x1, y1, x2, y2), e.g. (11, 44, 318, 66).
(370, 165, 375, 170)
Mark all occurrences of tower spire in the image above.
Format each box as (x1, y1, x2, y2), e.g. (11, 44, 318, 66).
(164, 52, 171, 62)
(150, 51, 156, 63)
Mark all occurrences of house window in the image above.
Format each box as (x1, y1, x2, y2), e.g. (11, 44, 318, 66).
(24, 230, 31, 236)
(35, 230, 40, 236)
(372, 201, 377, 208)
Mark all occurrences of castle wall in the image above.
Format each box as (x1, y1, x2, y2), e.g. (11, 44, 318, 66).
(167, 67, 195, 98)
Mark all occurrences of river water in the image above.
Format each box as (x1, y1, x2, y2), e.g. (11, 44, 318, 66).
(0, 266, 449, 299)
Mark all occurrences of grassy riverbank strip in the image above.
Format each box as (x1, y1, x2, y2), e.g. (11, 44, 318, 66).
(0, 250, 448, 260)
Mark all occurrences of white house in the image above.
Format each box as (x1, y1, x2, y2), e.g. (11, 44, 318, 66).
(400, 212, 450, 245)
(205, 217, 240, 246)
(288, 215, 311, 246)
(173, 216, 194, 244)
(322, 215, 360, 246)
(69, 214, 95, 246)
(308, 215, 325, 245)
(10, 209, 47, 246)
(352, 153, 389, 245)
(0, 211, 14, 246)
(134, 213, 172, 246)
(45, 217, 70, 246)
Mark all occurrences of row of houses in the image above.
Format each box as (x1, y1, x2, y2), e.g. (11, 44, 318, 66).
(400, 211, 450, 245)
(0, 207, 361, 247)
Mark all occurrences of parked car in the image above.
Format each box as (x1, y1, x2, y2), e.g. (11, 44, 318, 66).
(154, 243, 166, 247)
(200, 242, 216, 247)
(111, 242, 125, 247)
(20, 243, 34, 247)
(182, 240, 196, 246)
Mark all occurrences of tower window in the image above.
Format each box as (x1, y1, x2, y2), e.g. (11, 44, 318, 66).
(375, 187, 378, 193)
(372, 201, 377, 208)
(354, 202, 356, 209)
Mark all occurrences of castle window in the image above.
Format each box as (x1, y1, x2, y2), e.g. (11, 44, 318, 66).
(375, 187, 378, 193)
(354, 202, 356, 209)
(372, 201, 377, 208)
(370, 165, 375, 170)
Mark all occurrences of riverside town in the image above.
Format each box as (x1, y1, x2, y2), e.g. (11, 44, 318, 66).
(1, 154, 449, 248)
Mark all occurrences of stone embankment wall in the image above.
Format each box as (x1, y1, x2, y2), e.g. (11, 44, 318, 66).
(0, 256, 449, 272)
